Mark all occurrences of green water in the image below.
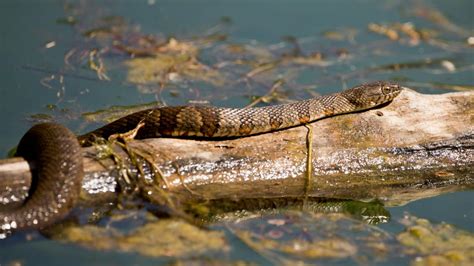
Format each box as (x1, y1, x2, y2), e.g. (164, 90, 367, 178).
(0, 0, 472, 265)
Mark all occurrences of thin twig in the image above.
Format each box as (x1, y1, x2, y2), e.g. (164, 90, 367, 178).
(303, 124, 314, 200)
(245, 79, 285, 108)
(245, 61, 280, 78)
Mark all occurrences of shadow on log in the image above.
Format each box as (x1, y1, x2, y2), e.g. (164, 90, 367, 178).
(1, 89, 473, 208)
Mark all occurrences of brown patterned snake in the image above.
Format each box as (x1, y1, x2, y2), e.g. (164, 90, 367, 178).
(0, 81, 401, 237)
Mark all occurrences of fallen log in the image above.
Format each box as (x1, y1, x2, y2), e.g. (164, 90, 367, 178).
(0, 88, 473, 208)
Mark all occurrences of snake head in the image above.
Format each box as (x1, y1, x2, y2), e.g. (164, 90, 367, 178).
(342, 81, 402, 109)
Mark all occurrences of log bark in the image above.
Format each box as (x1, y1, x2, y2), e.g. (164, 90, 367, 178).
(1, 89, 473, 208)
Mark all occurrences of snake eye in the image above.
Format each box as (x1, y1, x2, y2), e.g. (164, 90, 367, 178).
(382, 85, 392, 95)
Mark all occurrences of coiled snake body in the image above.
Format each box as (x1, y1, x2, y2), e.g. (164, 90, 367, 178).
(0, 81, 401, 236)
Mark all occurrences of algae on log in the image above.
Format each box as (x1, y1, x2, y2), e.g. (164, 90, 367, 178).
(0, 89, 473, 208)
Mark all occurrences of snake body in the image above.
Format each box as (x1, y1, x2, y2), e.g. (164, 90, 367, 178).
(0, 124, 83, 238)
(0, 81, 401, 236)
(78, 81, 401, 143)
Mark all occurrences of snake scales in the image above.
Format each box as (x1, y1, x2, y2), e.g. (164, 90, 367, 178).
(0, 81, 401, 237)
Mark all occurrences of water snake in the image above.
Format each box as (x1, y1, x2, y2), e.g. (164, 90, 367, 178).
(0, 81, 401, 237)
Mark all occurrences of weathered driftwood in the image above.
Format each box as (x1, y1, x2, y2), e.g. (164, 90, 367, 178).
(0, 89, 473, 208)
